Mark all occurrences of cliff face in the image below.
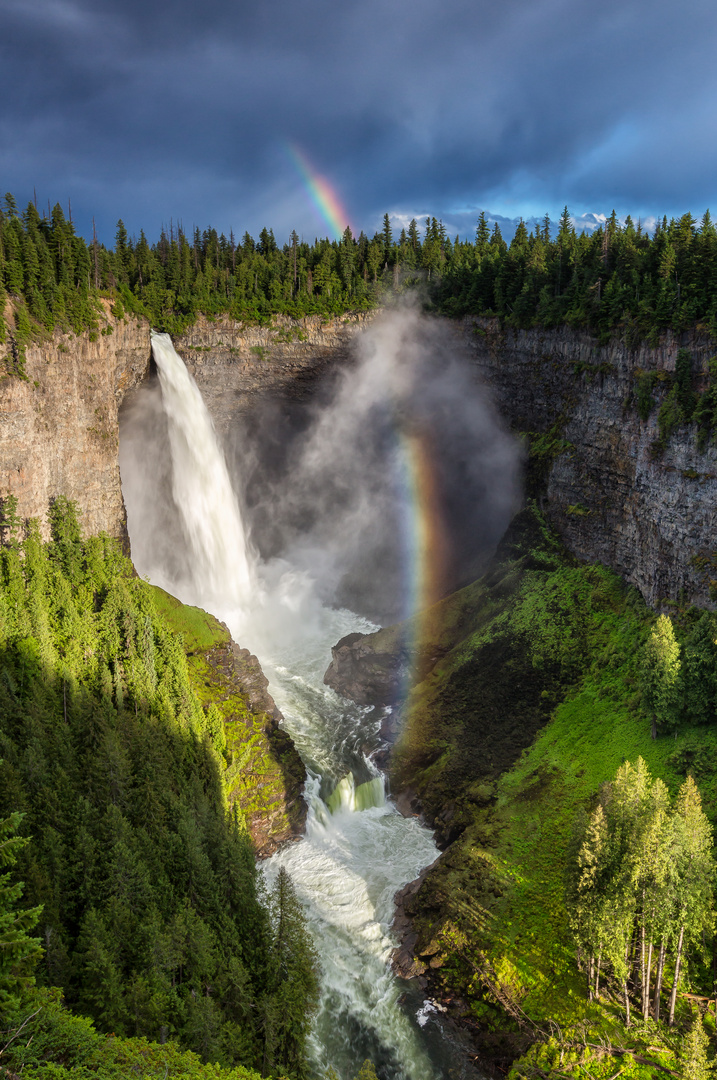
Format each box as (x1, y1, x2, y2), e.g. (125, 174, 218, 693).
(174, 311, 373, 434)
(172, 312, 717, 612)
(0, 309, 371, 543)
(0, 301, 151, 543)
(462, 319, 717, 609)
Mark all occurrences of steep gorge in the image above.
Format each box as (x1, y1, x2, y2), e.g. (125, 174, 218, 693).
(5, 308, 716, 614)
(3, 309, 717, 1076)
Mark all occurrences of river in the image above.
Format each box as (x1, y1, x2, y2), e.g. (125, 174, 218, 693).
(121, 331, 480, 1080)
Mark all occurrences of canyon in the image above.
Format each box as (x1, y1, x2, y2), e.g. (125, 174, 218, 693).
(4, 307, 715, 1077)
(3, 306, 715, 613)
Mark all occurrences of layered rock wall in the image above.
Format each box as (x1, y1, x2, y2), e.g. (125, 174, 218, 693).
(462, 319, 717, 609)
(0, 309, 371, 541)
(0, 301, 151, 542)
(174, 311, 372, 434)
(5, 306, 717, 610)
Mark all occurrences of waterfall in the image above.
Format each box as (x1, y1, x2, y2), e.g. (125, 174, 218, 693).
(121, 332, 479, 1080)
(150, 330, 254, 619)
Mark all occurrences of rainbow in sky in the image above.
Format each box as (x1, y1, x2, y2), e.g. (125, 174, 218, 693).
(286, 143, 354, 242)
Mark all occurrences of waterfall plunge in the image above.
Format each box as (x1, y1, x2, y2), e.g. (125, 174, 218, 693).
(120, 330, 481, 1080)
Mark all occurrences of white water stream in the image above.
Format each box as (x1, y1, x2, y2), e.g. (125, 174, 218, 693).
(123, 332, 478, 1080)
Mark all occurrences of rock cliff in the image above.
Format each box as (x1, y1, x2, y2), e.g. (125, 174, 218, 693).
(174, 311, 373, 434)
(462, 318, 717, 609)
(5, 307, 717, 620)
(170, 312, 717, 614)
(0, 300, 150, 544)
(0, 308, 372, 544)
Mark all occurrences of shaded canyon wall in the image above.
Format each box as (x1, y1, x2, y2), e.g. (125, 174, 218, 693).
(462, 318, 717, 610)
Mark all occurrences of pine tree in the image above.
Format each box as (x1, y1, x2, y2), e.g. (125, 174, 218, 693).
(679, 1012, 714, 1080)
(263, 867, 319, 1080)
(681, 612, 717, 724)
(666, 776, 715, 1027)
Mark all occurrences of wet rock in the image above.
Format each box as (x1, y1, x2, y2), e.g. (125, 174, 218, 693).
(390, 860, 440, 981)
(323, 630, 408, 705)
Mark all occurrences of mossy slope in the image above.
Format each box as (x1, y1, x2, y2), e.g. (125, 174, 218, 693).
(386, 505, 717, 1077)
(149, 585, 306, 854)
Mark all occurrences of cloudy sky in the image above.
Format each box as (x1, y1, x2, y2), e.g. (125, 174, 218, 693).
(2, 0, 717, 246)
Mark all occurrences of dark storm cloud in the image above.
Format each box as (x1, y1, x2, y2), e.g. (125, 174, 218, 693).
(2, 0, 716, 242)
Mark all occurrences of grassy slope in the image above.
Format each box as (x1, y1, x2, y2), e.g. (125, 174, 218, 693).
(148, 586, 305, 845)
(388, 505, 716, 1077)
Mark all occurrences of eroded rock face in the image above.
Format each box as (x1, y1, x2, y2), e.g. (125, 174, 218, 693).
(0, 309, 373, 545)
(174, 312, 374, 434)
(10, 307, 717, 631)
(0, 301, 151, 543)
(463, 318, 717, 609)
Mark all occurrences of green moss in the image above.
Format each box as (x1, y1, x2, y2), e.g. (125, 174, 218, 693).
(148, 585, 230, 652)
(521, 421, 574, 495)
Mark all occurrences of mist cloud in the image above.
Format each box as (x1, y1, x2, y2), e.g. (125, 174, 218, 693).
(232, 308, 522, 623)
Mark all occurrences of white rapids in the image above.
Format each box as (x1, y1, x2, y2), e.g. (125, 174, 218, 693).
(122, 331, 479, 1080)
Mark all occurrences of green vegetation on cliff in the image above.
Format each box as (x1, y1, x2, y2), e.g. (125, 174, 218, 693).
(0, 496, 314, 1078)
(388, 505, 717, 1077)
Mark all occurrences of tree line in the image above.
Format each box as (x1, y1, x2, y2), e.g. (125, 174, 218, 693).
(0, 497, 319, 1078)
(568, 758, 714, 1030)
(2, 192, 717, 354)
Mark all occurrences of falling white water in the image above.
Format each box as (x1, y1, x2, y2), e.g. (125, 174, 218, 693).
(149, 330, 254, 618)
(122, 332, 480, 1080)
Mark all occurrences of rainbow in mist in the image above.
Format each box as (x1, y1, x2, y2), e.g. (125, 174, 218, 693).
(286, 143, 353, 242)
(395, 430, 450, 696)
(398, 430, 448, 621)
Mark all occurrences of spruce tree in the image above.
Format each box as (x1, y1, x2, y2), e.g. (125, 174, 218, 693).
(679, 1012, 714, 1080)
(641, 614, 681, 737)
(263, 867, 319, 1080)
(0, 806, 43, 1018)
